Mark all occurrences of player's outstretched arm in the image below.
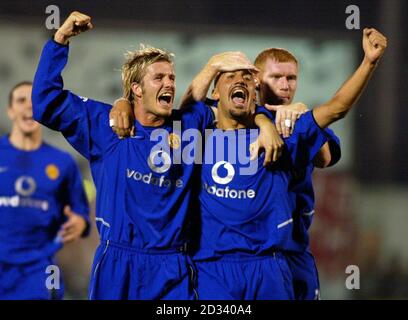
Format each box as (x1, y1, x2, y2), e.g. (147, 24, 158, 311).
(33, 11, 112, 160)
(32, 11, 94, 128)
(313, 28, 387, 129)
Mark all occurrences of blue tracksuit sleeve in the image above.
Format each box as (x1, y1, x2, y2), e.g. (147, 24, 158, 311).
(64, 157, 91, 237)
(32, 39, 115, 161)
(179, 101, 215, 131)
(322, 127, 341, 167)
(285, 111, 330, 167)
(255, 105, 275, 121)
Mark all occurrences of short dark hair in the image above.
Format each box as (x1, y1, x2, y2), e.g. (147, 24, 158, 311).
(8, 81, 32, 107)
(213, 72, 222, 90)
(213, 69, 256, 91)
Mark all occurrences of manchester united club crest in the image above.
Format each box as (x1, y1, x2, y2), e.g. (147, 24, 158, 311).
(168, 133, 181, 150)
(45, 164, 60, 180)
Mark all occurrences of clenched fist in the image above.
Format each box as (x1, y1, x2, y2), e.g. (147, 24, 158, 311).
(362, 28, 387, 66)
(54, 11, 93, 45)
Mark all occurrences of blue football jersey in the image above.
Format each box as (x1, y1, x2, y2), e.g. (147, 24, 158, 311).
(32, 39, 214, 250)
(0, 136, 89, 264)
(194, 111, 330, 260)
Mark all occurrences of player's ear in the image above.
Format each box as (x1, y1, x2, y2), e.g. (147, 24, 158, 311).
(254, 76, 260, 91)
(7, 105, 15, 121)
(212, 87, 220, 100)
(131, 82, 143, 99)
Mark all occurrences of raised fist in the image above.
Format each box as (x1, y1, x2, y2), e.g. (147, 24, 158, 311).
(54, 11, 93, 45)
(362, 28, 387, 65)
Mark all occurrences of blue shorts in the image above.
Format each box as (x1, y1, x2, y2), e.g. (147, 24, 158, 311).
(89, 240, 197, 300)
(195, 252, 294, 300)
(0, 258, 64, 300)
(285, 250, 320, 300)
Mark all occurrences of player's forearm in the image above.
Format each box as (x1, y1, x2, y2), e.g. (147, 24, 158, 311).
(255, 113, 273, 128)
(313, 57, 377, 128)
(253, 113, 284, 165)
(254, 113, 280, 143)
(54, 30, 70, 45)
(180, 63, 218, 109)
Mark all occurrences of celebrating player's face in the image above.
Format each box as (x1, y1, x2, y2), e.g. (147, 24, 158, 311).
(140, 61, 175, 118)
(259, 59, 298, 105)
(7, 84, 41, 135)
(214, 69, 257, 120)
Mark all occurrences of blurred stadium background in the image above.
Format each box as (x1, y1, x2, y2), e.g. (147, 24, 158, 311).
(0, 0, 406, 299)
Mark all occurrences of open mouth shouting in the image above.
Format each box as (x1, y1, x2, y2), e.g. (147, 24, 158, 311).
(22, 114, 36, 125)
(157, 91, 174, 109)
(229, 86, 248, 108)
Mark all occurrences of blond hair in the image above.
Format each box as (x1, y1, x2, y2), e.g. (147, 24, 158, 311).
(121, 45, 174, 102)
(254, 48, 298, 72)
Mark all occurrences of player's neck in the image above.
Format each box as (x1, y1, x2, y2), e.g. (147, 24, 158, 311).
(133, 102, 165, 127)
(9, 128, 42, 151)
